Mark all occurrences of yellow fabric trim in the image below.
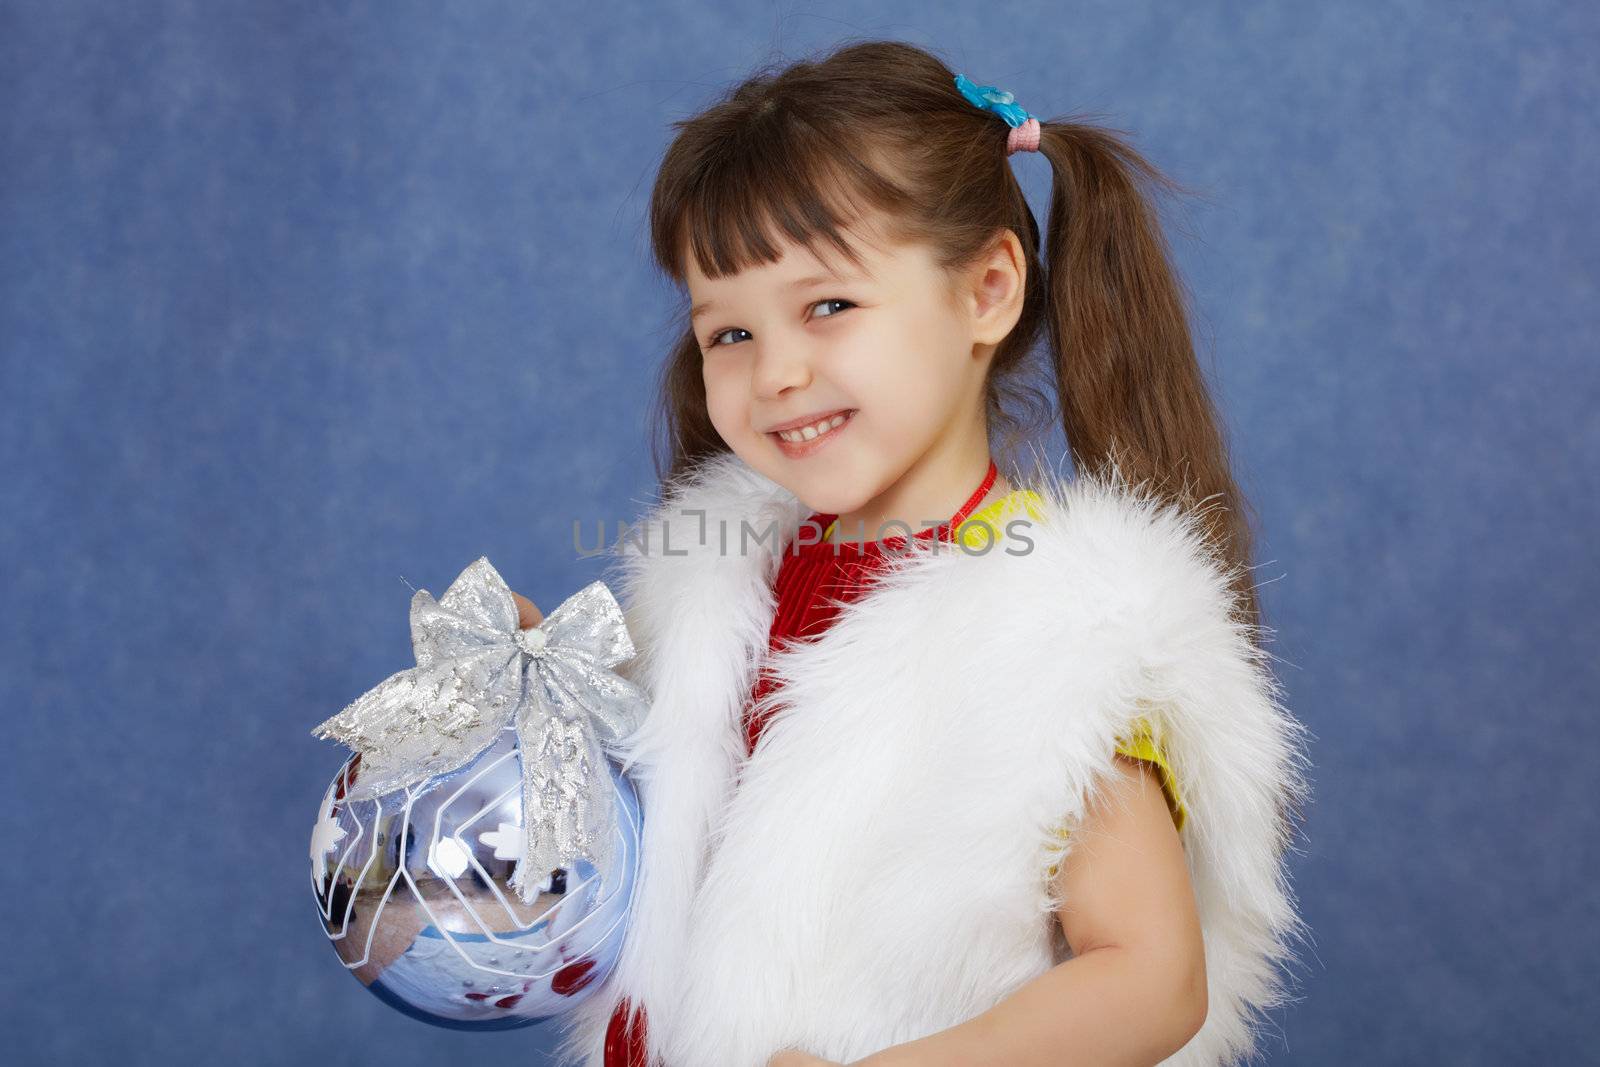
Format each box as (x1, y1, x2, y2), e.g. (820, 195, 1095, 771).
(958, 489, 1046, 550)
(821, 488, 1045, 544)
(1111, 717, 1188, 834)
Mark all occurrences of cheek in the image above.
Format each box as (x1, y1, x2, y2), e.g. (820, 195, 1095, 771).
(832, 330, 946, 425)
(701, 363, 747, 434)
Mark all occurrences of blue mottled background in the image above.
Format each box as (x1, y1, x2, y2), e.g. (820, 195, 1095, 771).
(3, 1, 1595, 1063)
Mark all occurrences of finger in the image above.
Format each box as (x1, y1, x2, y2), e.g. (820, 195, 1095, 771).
(511, 590, 543, 629)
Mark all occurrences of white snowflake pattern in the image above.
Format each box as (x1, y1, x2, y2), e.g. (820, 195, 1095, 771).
(478, 820, 523, 862)
(309, 805, 348, 882)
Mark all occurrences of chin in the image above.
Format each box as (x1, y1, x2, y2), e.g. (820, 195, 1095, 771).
(741, 455, 846, 515)
(783, 475, 879, 522)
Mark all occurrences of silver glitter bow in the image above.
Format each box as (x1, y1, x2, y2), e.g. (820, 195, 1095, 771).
(310, 557, 651, 904)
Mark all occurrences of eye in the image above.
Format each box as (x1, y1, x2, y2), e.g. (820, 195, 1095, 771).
(704, 298, 857, 350)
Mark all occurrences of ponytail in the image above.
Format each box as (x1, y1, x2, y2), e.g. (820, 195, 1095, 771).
(1037, 121, 1264, 633)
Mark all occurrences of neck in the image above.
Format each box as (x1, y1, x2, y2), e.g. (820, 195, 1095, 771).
(825, 454, 1012, 545)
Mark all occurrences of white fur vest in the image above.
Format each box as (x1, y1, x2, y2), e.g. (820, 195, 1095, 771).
(553, 452, 1311, 1067)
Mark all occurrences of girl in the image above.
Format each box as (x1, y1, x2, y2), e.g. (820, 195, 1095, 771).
(529, 39, 1311, 1067)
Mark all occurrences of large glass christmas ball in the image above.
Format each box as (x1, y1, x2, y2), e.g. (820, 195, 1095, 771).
(309, 726, 640, 1030)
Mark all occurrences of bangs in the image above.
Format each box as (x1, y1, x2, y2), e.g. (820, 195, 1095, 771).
(661, 120, 917, 284)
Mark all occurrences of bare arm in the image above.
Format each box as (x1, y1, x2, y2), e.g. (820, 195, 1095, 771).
(850, 755, 1207, 1067)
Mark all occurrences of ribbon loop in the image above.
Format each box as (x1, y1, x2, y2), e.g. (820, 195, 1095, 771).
(311, 559, 651, 904)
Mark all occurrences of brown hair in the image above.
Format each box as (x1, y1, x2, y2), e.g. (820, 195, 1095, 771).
(640, 39, 1266, 636)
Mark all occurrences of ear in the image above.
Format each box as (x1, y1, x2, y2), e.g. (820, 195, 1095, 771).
(964, 227, 1028, 349)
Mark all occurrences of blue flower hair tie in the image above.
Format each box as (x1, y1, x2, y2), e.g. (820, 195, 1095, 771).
(954, 73, 1042, 155)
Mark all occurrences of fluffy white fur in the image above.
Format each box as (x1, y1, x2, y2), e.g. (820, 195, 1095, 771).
(553, 451, 1312, 1067)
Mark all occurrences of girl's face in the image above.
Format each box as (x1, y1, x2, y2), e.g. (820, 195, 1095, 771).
(687, 211, 1018, 531)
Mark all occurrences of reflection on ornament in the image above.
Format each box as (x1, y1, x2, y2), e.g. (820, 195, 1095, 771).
(310, 728, 640, 1030)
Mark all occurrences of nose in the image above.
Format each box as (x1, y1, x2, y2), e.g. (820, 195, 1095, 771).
(750, 339, 812, 401)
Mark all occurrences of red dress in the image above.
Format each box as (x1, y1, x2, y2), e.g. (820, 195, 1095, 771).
(602, 461, 1000, 1066)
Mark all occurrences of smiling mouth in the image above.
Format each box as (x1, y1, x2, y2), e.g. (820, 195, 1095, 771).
(768, 409, 857, 456)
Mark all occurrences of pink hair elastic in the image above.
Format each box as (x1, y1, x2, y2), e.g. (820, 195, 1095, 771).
(1006, 116, 1042, 155)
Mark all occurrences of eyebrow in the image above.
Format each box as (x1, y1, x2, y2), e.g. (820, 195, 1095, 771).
(690, 271, 865, 322)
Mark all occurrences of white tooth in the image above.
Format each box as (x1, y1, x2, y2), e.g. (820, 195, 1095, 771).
(777, 412, 851, 444)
